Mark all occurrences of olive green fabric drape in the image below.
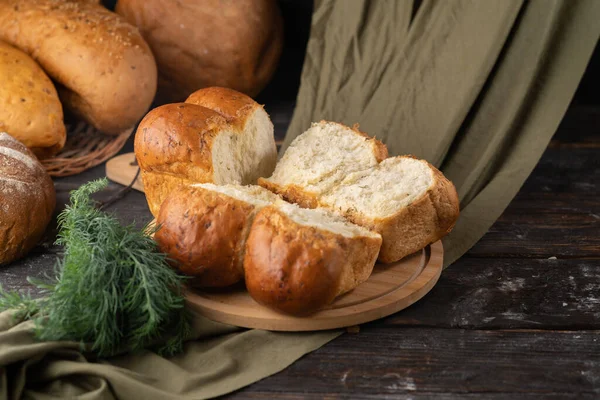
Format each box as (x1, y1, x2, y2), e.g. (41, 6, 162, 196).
(1, 1, 599, 399)
(0, 309, 340, 399)
(284, 0, 600, 267)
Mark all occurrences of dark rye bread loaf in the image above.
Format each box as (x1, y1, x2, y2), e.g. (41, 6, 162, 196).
(0, 132, 55, 265)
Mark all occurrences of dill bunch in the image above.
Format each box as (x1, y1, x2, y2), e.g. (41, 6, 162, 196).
(0, 178, 191, 357)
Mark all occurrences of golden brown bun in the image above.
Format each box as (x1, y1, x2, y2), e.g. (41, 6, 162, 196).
(0, 41, 65, 158)
(0, 0, 157, 134)
(116, 0, 283, 102)
(134, 102, 228, 216)
(0, 132, 56, 265)
(244, 206, 382, 315)
(155, 185, 253, 287)
(135, 87, 277, 217)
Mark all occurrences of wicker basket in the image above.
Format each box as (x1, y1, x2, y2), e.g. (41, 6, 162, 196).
(41, 122, 134, 177)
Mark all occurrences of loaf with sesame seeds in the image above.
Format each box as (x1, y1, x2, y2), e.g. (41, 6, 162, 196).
(0, 132, 56, 265)
(0, 0, 157, 134)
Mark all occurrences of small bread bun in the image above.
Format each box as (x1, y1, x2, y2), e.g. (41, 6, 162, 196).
(154, 183, 279, 287)
(244, 203, 382, 315)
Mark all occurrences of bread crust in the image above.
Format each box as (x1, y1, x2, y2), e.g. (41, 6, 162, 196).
(0, 41, 65, 158)
(244, 206, 381, 315)
(345, 158, 459, 263)
(0, 0, 157, 134)
(0, 133, 55, 265)
(134, 103, 229, 216)
(116, 0, 283, 102)
(154, 185, 261, 287)
(185, 87, 262, 129)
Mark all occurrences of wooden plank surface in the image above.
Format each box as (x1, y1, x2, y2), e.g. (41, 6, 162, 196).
(226, 328, 600, 399)
(385, 258, 600, 329)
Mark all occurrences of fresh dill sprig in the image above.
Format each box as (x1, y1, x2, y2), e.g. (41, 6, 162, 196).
(0, 178, 191, 357)
(0, 286, 40, 321)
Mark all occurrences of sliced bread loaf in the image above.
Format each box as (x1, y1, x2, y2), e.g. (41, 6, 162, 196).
(154, 183, 279, 287)
(135, 87, 278, 217)
(259, 121, 387, 207)
(259, 121, 459, 263)
(320, 156, 459, 263)
(244, 202, 382, 315)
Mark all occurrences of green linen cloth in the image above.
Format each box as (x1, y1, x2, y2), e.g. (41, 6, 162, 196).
(0, 309, 340, 399)
(2, 0, 599, 398)
(284, 0, 600, 267)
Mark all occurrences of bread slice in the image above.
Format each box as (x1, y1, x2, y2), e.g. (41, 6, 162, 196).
(321, 156, 459, 263)
(244, 202, 382, 315)
(260, 120, 459, 263)
(154, 183, 279, 287)
(135, 87, 278, 216)
(259, 121, 387, 208)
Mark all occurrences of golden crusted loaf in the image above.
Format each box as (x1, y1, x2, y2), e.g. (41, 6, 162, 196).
(0, 40, 65, 158)
(116, 0, 283, 102)
(0, 0, 157, 134)
(135, 87, 278, 217)
(0, 133, 56, 265)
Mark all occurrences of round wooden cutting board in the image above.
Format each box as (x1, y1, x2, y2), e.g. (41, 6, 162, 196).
(185, 241, 443, 331)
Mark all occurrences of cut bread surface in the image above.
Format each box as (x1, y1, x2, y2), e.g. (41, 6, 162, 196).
(212, 108, 277, 185)
(321, 157, 434, 219)
(275, 202, 381, 240)
(191, 183, 279, 207)
(262, 121, 387, 198)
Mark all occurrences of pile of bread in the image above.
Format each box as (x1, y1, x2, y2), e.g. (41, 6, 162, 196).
(136, 87, 460, 315)
(0, 0, 281, 158)
(0, 0, 282, 265)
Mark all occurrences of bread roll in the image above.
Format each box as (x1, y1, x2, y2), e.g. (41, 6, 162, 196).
(260, 122, 459, 263)
(0, 41, 65, 158)
(0, 133, 56, 265)
(116, 0, 283, 102)
(0, 0, 157, 134)
(154, 184, 279, 287)
(135, 87, 278, 216)
(320, 156, 459, 263)
(244, 203, 382, 315)
(260, 121, 388, 208)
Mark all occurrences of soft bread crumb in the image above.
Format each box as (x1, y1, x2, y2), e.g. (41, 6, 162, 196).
(191, 183, 279, 206)
(212, 108, 277, 185)
(275, 201, 381, 239)
(265, 121, 382, 195)
(322, 157, 434, 219)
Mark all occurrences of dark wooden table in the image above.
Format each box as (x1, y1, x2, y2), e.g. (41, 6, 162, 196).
(2, 103, 598, 399)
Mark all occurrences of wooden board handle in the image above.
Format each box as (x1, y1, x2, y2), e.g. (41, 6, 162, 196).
(105, 153, 144, 192)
